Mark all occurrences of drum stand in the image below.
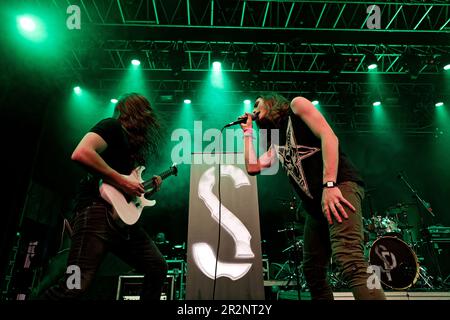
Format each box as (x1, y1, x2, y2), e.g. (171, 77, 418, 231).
(398, 172, 445, 290)
(276, 225, 306, 300)
(417, 266, 434, 289)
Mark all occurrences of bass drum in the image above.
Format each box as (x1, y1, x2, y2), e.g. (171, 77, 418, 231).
(369, 236, 420, 290)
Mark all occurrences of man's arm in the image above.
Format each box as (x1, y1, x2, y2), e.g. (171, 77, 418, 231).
(71, 132, 144, 196)
(290, 97, 338, 184)
(241, 116, 276, 175)
(290, 97, 355, 224)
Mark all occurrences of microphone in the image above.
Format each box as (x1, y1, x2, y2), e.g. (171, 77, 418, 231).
(223, 112, 260, 128)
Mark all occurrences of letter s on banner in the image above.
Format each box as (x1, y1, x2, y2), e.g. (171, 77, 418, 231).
(193, 165, 254, 280)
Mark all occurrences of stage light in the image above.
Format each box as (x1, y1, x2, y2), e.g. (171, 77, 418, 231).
(73, 86, 82, 95)
(111, 98, 118, 103)
(16, 14, 46, 42)
(131, 59, 141, 66)
(435, 102, 444, 107)
(366, 53, 378, 70)
(373, 101, 381, 107)
(212, 61, 222, 71)
(184, 99, 191, 104)
(439, 54, 450, 71)
(312, 100, 319, 106)
(211, 50, 223, 70)
(324, 53, 345, 78)
(244, 99, 251, 105)
(19, 16, 36, 32)
(169, 47, 185, 76)
(247, 46, 263, 79)
(400, 53, 422, 80)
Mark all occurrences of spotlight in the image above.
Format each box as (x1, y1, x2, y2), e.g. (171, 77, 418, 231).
(131, 59, 141, 66)
(111, 98, 118, 103)
(440, 54, 450, 71)
(323, 53, 345, 78)
(400, 53, 422, 80)
(169, 47, 185, 76)
(16, 15, 46, 41)
(366, 53, 378, 70)
(73, 86, 82, 95)
(311, 100, 319, 106)
(373, 101, 381, 107)
(211, 50, 223, 70)
(212, 61, 222, 71)
(435, 102, 444, 107)
(19, 16, 36, 32)
(247, 46, 263, 79)
(244, 99, 251, 105)
(183, 99, 191, 104)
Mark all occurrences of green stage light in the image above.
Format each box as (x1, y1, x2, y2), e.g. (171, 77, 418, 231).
(19, 16, 36, 31)
(111, 98, 118, 103)
(131, 59, 141, 66)
(212, 61, 221, 71)
(184, 99, 192, 104)
(312, 100, 319, 106)
(373, 101, 381, 107)
(16, 15, 46, 42)
(244, 99, 251, 105)
(73, 86, 82, 95)
(365, 53, 378, 70)
(444, 64, 450, 71)
(435, 102, 444, 107)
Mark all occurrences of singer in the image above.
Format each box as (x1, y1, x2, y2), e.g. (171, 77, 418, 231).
(241, 93, 386, 300)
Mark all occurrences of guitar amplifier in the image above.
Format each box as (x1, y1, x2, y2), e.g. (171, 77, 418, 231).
(116, 275, 175, 300)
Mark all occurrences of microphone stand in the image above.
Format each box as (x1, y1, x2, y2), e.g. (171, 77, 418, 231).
(398, 172, 435, 219)
(398, 172, 443, 289)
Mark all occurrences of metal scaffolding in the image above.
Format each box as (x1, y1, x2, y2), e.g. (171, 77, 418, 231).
(32, 0, 450, 133)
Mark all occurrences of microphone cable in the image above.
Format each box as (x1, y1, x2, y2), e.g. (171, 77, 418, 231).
(212, 126, 226, 300)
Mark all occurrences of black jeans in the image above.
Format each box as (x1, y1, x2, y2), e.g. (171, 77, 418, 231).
(43, 202, 167, 300)
(302, 181, 386, 300)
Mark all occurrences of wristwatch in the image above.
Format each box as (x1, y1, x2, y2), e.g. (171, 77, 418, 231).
(323, 181, 337, 188)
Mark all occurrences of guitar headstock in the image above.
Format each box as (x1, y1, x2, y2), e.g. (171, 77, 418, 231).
(170, 163, 178, 176)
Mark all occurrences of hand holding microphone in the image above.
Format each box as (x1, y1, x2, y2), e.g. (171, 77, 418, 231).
(223, 111, 260, 129)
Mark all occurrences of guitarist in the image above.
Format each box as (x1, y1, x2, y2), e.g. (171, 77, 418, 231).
(43, 93, 167, 300)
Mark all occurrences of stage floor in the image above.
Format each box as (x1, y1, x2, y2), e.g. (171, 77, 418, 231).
(277, 290, 450, 300)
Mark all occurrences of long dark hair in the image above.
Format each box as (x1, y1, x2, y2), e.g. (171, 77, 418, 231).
(256, 92, 291, 127)
(113, 93, 160, 165)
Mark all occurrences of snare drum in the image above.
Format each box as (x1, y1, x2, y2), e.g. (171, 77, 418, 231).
(368, 236, 420, 290)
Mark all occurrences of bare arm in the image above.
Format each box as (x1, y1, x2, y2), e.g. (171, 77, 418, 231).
(241, 114, 276, 175)
(290, 97, 355, 224)
(71, 132, 144, 196)
(290, 96, 338, 184)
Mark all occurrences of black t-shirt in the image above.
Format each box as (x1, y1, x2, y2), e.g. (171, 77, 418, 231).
(74, 118, 134, 211)
(274, 109, 364, 216)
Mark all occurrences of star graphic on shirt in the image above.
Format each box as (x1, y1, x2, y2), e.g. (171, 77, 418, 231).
(274, 118, 320, 199)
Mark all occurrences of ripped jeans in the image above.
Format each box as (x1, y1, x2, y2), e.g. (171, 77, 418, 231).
(302, 181, 386, 300)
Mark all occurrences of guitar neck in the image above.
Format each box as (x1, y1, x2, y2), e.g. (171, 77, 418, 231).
(143, 168, 174, 189)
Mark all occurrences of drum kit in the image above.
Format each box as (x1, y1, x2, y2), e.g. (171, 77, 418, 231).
(363, 203, 435, 291)
(275, 189, 442, 293)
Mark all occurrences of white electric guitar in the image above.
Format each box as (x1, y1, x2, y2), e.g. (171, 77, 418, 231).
(99, 164, 178, 226)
